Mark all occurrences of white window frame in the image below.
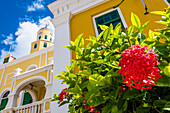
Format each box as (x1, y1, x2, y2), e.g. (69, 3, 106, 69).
(164, 0, 170, 6)
(92, 7, 128, 37)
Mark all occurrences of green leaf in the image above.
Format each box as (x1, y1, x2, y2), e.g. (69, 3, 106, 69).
(65, 64, 70, 71)
(103, 27, 111, 42)
(75, 33, 84, 47)
(87, 96, 106, 107)
(102, 102, 113, 113)
(136, 107, 150, 113)
(131, 12, 141, 28)
(150, 11, 166, 16)
(153, 100, 167, 107)
(123, 89, 143, 99)
(59, 101, 69, 107)
(156, 74, 170, 87)
(89, 74, 105, 86)
(99, 24, 109, 31)
(163, 101, 170, 111)
(164, 66, 170, 77)
(126, 25, 134, 36)
(65, 84, 82, 95)
(85, 86, 102, 99)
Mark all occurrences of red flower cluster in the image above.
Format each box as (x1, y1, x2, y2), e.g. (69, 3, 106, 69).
(118, 45, 161, 90)
(60, 88, 68, 101)
(88, 106, 101, 113)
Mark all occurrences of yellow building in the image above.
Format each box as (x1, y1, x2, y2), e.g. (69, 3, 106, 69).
(0, 0, 168, 113)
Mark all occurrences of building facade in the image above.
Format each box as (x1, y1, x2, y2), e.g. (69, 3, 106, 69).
(0, 0, 168, 113)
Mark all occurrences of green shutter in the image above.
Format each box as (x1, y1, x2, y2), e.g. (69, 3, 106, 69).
(0, 98, 8, 111)
(22, 92, 33, 105)
(95, 10, 124, 33)
(3, 57, 9, 64)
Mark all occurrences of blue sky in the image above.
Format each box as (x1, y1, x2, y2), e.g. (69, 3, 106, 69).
(0, 0, 56, 63)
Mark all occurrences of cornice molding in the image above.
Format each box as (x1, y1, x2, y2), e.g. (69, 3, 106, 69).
(48, 0, 111, 18)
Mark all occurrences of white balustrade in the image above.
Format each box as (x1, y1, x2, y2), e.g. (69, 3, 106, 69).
(13, 99, 49, 113)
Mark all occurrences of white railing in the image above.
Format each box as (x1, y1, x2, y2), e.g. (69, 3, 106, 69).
(13, 99, 49, 113)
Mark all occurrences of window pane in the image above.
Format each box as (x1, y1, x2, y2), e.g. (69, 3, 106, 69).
(95, 10, 124, 34)
(22, 92, 33, 105)
(44, 35, 47, 39)
(104, 14, 111, 23)
(97, 18, 104, 25)
(2, 91, 10, 98)
(50, 38, 52, 41)
(39, 36, 41, 39)
(43, 42, 47, 48)
(34, 43, 37, 49)
(3, 57, 9, 64)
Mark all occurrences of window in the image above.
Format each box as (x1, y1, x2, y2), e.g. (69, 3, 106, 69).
(50, 38, 52, 41)
(38, 36, 41, 40)
(43, 42, 47, 48)
(93, 7, 127, 36)
(3, 57, 9, 64)
(0, 91, 10, 111)
(167, 0, 170, 3)
(38, 31, 43, 36)
(44, 35, 48, 39)
(34, 43, 37, 49)
(22, 92, 33, 105)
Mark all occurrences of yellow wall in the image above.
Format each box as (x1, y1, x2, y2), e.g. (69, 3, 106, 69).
(70, 0, 167, 59)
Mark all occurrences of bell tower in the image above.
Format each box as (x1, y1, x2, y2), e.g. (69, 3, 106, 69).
(30, 25, 54, 53)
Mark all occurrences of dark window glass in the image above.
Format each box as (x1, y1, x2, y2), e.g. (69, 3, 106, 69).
(2, 91, 10, 98)
(44, 35, 47, 39)
(38, 36, 41, 39)
(168, 0, 170, 3)
(95, 10, 124, 34)
(50, 38, 52, 41)
(22, 92, 33, 105)
(43, 42, 47, 48)
(3, 57, 9, 64)
(34, 43, 37, 49)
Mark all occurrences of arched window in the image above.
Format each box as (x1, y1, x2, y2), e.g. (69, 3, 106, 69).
(34, 43, 37, 49)
(22, 91, 33, 105)
(43, 42, 47, 48)
(44, 35, 48, 40)
(0, 91, 10, 111)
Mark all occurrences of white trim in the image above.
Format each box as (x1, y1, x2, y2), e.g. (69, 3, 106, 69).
(4, 72, 15, 85)
(18, 90, 25, 106)
(92, 7, 128, 37)
(39, 54, 42, 67)
(164, 0, 170, 6)
(45, 50, 48, 65)
(0, 88, 10, 105)
(0, 67, 5, 85)
(26, 64, 37, 71)
(12, 76, 47, 95)
(11, 64, 53, 81)
(0, 45, 54, 69)
(47, 70, 49, 82)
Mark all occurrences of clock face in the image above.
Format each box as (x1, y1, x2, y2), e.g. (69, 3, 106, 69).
(38, 31, 43, 35)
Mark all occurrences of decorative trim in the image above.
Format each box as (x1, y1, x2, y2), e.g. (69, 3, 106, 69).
(11, 64, 53, 81)
(92, 7, 128, 37)
(0, 45, 54, 69)
(0, 67, 5, 85)
(26, 64, 37, 71)
(164, 0, 170, 6)
(39, 54, 42, 67)
(12, 76, 47, 94)
(4, 72, 15, 85)
(48, 0, 111, 18)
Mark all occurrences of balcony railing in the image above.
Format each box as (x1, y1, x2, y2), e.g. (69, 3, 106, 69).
(1, 98, 50, 113)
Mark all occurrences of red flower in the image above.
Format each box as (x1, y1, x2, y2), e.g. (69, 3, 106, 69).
(60, 88, 68, 101)
(118, 45, 161, 90)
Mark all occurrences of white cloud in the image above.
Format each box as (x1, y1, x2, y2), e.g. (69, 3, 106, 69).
(2, 34, 14, 45)
(28, 0, 45, 12)
(0, 16, 54, 64)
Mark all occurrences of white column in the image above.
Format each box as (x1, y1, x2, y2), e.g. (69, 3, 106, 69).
(51, 12, 72, 113)
(5, 94, 19, 109)
(18, 90, 25, 106)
